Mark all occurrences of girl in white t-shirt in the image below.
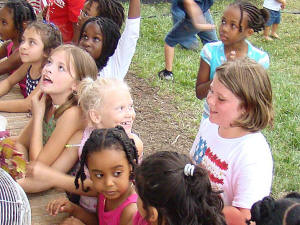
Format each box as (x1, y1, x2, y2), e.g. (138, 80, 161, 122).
(190, 58, 274, 225)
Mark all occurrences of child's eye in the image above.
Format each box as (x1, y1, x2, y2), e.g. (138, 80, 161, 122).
(82, 34, 88, 40)
(30, 40, 35, 45)
(58, 65, 65, 72)
(221, 19, 226, 25)
(218, 97, 225, 102)
(93, 37, 100, 42)
(231, 23, 237, 29)
(113, 171, 122, 177)
(95, 173, 103, 179)
(46, 59, 52, 65)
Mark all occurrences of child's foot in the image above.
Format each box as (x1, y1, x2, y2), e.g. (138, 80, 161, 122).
(264, 36, 273, 41)
(158, 69, 174, 81)
(270, 33, 280, 39)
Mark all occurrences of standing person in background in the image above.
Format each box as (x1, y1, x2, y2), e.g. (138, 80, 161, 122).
(44, 0, 85, 43)
(171, 3, 217, 50)
(263, 0, 286, 41)
(158, 0, 215, 81)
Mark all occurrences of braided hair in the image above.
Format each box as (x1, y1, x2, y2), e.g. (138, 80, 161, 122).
(87, 0, 125, 29)
(79, 17, 121, 71)
(74, 126, 139, 192)
(247, 192, 300, 225)
(5, 0, 36, 42)
(135, 151, 226, 225)
(230, 0, 269, 32)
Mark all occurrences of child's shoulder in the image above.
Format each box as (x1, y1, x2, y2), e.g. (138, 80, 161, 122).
(120, 194, 138, 225)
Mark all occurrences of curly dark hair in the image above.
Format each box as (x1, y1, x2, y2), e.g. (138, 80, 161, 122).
(247, 192, 300, 225)
(5, 0, 36, 42)
(74, 126, 139, 192)
(135, 151, 226, 225)
(87, 0, 125, 29)
(79, 17, 121, 71)
(230, 0, 269, 32)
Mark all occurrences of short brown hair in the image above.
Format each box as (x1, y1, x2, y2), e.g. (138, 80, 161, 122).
(215, 58, 273, 132)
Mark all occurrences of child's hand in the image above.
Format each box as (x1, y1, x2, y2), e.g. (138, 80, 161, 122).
(31, 89, 46, 120)
(47, 197, 74, 216)
(60, 216, 85, 225)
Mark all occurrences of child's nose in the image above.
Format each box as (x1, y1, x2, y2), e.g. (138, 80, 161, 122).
(207, 92, 215, 107)
(104, 176, 114, 187)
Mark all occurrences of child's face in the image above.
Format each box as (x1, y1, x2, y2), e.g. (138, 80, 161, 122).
(88, 149, 132, 200)
(207, 76, 244, 129)
(40, 50, 76, 96)
(219, 6, 251, 46)
(97, 88, 135, 134)
(0, 7, 17, 41)
(78, 1, 100, 26)
(19, 28, 45, 63)
(79, 22, 103, 60)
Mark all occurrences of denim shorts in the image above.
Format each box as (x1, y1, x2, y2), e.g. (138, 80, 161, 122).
(165, 17, 216, 47)
(265, 8, 281, 26)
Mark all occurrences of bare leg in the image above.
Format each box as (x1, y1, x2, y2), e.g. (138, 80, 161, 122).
(164, 43, 175, 72)
(263, 26, 273, 41)
(270, 24, 280, 39)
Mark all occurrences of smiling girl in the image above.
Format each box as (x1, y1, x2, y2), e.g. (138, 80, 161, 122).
(190, 58, 274, 225)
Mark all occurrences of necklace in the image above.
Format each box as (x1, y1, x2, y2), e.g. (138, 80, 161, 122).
(53, 103, 60, 110)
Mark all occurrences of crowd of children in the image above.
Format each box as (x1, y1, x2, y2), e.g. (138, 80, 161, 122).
(0, 0, 298, 225)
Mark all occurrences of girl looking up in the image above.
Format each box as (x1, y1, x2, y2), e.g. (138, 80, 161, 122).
(73, 0, 125, 43)
(0, 0, 36, 81)
(20, 77, 143, 214)
(47, 127, 139, 225)
(78, 0, 140, 80)
(15, 45, 98, 164)
(190, 58, 274, 225)
(0, 21, 62, 113)
(196, 0, 270, 119)
(134, 151, 226, 225)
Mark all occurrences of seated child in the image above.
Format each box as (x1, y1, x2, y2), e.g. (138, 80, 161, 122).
(134, 151, 226, 225)
(47, 127, 139, 225)
(247, 192, 300, 225)
(190, 58, 274, 224)
(0, 21, 62, 113)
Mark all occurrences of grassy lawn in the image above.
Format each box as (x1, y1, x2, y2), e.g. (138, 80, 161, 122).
(128, 0, 300, 197)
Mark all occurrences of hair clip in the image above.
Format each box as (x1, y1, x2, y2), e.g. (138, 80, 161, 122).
(42, 20, 59, 30)
(184, 164, 195, 177)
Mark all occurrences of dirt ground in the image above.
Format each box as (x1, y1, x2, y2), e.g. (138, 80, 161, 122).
(126, 73, 198, 157)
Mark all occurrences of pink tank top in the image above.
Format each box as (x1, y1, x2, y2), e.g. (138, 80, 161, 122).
(98, 193, 137, 225)
(133, 212, 150, 225)
(7, 42, 27, 97)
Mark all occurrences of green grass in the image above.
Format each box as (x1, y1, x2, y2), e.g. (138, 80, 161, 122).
(127, 0, 300, 197)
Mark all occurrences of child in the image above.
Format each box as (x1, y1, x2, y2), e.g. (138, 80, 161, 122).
(157, 0, 216, 81)
(134, 151, 226, 225)
(73, 0, 125, 43)
(43, 0, 85, 43)
(247, 192, 300, 225)
(190, 58, 274, 224)
(263, 0, 286, 41)
(15, 44, 98, 164)
(0, 21, 62, 113)
(20, 77, 143, 213)
(47, 127, 139, 225)
(196, 0, 270, 119)
(0, 0, 36, 81)
(78, 0, 140, 80)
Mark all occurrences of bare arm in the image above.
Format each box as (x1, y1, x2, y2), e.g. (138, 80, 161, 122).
(0, 47, 23, 76)
(223, 206, 251, 225)
(36, 106, 84, 165)
(120, 203, 138, 225)
(128, 0, 140, 19)
(183, 0, 215, 31)
(16, 119, 34, 161)
(0, 85, 40, 113)
(0, 63, 30, 97)
(0, 41, 9, 60)
(195, 59, 211, 100)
